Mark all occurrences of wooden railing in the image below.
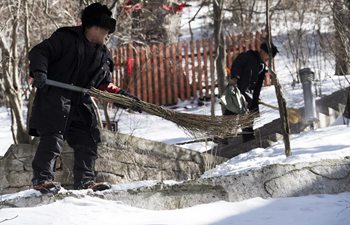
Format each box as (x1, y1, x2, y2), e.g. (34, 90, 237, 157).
(112, 31, 269, 105)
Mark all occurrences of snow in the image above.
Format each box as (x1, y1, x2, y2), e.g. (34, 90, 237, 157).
(1, 2, 350, 224)
(0, 107, 13, 156)
(202, 125, 350, 178)
(1, 191, 349, 225)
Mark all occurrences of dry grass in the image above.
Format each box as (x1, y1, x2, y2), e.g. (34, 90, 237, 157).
(90, 88, 258, 138)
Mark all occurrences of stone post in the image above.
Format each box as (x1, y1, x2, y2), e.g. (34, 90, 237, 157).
(298, 68, 317, 125)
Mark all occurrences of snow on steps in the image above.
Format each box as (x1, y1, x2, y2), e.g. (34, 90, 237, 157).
(209, 88, 349, 159)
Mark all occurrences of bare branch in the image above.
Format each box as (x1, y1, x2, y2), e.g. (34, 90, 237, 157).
(0, 215, 19, 224)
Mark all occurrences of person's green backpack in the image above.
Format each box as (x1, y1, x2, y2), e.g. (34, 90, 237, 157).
(220, 85, 248, 114)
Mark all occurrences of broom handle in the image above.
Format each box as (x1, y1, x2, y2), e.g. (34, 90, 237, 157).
(259, 101, 279, 110)
(45, 79, 91, 94)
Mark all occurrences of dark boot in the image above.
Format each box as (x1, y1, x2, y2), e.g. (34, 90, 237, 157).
(33, 180, 61, 194)
(74, 180, 111, 192)
(242, 127, 255, 143)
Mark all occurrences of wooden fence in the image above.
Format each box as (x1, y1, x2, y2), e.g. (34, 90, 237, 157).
(112, 31, 268, 105)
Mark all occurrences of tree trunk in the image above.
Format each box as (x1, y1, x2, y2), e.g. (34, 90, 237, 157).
(213, 0, 227, 114)
(266, 0, 291, 157)
(332, 0, 350, 75)
(24, 0, 36, 132)
(0, 16, 31, 144)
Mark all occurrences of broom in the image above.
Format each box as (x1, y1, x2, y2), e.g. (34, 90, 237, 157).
(46, 79, 258, 137)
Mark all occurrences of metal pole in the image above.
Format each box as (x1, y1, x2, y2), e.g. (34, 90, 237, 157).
(298, 68, 317, 125)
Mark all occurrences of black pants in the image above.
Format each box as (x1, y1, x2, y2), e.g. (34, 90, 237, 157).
(32, 115, 99, 188)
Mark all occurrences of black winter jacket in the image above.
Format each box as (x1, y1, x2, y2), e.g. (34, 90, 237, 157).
(28, 26, 113, 138)
(230, 50, 266, 111)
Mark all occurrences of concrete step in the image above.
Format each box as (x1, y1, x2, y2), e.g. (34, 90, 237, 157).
(316, 112, 328, 128)
(338, 103, 346, 114)
(207, 131, 282, 159)
(206, 88, 349, 159)
(210, 138, 272, 159)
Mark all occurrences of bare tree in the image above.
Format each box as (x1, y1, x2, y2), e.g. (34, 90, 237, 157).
(266, 0, 291, 157)
(213, 0, 226, 98)
(114, 0, 183, 46)
(331, 0, 350, 75)
(0, 0, 31, 143)
(0, 0, 82, 144)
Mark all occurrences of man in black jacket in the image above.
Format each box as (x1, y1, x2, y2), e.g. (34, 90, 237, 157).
(29, 3, 140, 194)
(227, 42, 278, 142)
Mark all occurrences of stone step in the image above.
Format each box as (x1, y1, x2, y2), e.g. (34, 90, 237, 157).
(338, 103, 346, 114)
(208, 88, 349, 159)
(208, 131, 283, 159)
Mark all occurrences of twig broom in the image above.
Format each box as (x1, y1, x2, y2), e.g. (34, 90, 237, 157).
(46, 79, 257, 137)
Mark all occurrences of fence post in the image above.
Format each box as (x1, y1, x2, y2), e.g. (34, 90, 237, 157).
(171, 43, 178, 103)
(231, 34, 237, 61)
(127, 44, 135, 95)
(159, 43, 166, 105)
(135, 47, 141, 98)
(244, 32, 249, 51)
(146, 46, 153, 103)
(196, 40, 203, 98)
(190, 40, 197, 99)
(249, 32, 255, 50)
(183, 41, 191, 99)
(209, 39, 216, 96)
(238, 33, 243, 53)
(119, 47, 125, 88)
(202, 39, 209, 98)
(152, 45, 159, 105)
(177, 41, 185, 100)
(255, 31, 261, 50)
(165, 45, 172, 104)
(140, 48, 147, 101)
(113, 49, 119, 87)
(123, 47, 129, 89)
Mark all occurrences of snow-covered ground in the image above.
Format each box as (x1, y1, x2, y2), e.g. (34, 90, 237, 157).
(1, 192, 349, 225)
(0, 107, 13, 156)
(203, 124, 350, 178)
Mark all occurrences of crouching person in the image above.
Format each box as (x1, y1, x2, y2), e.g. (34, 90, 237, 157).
(226, 42, 279, 142)
(28, 3, 141, 194)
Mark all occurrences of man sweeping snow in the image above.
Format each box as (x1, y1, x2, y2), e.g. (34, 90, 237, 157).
(28, 3, 141, 194)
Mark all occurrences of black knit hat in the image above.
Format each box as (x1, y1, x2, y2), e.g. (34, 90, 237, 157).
(260, 42, 279, 57)
(81, 3, 116, 34)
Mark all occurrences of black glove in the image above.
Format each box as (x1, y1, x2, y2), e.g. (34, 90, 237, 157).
(118, 89, 142, 113)
(32, 72, 47, 89)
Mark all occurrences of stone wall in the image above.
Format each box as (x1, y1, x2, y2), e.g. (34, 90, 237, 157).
(0, 130, 226, 194)
(2, 157, 349, 210)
